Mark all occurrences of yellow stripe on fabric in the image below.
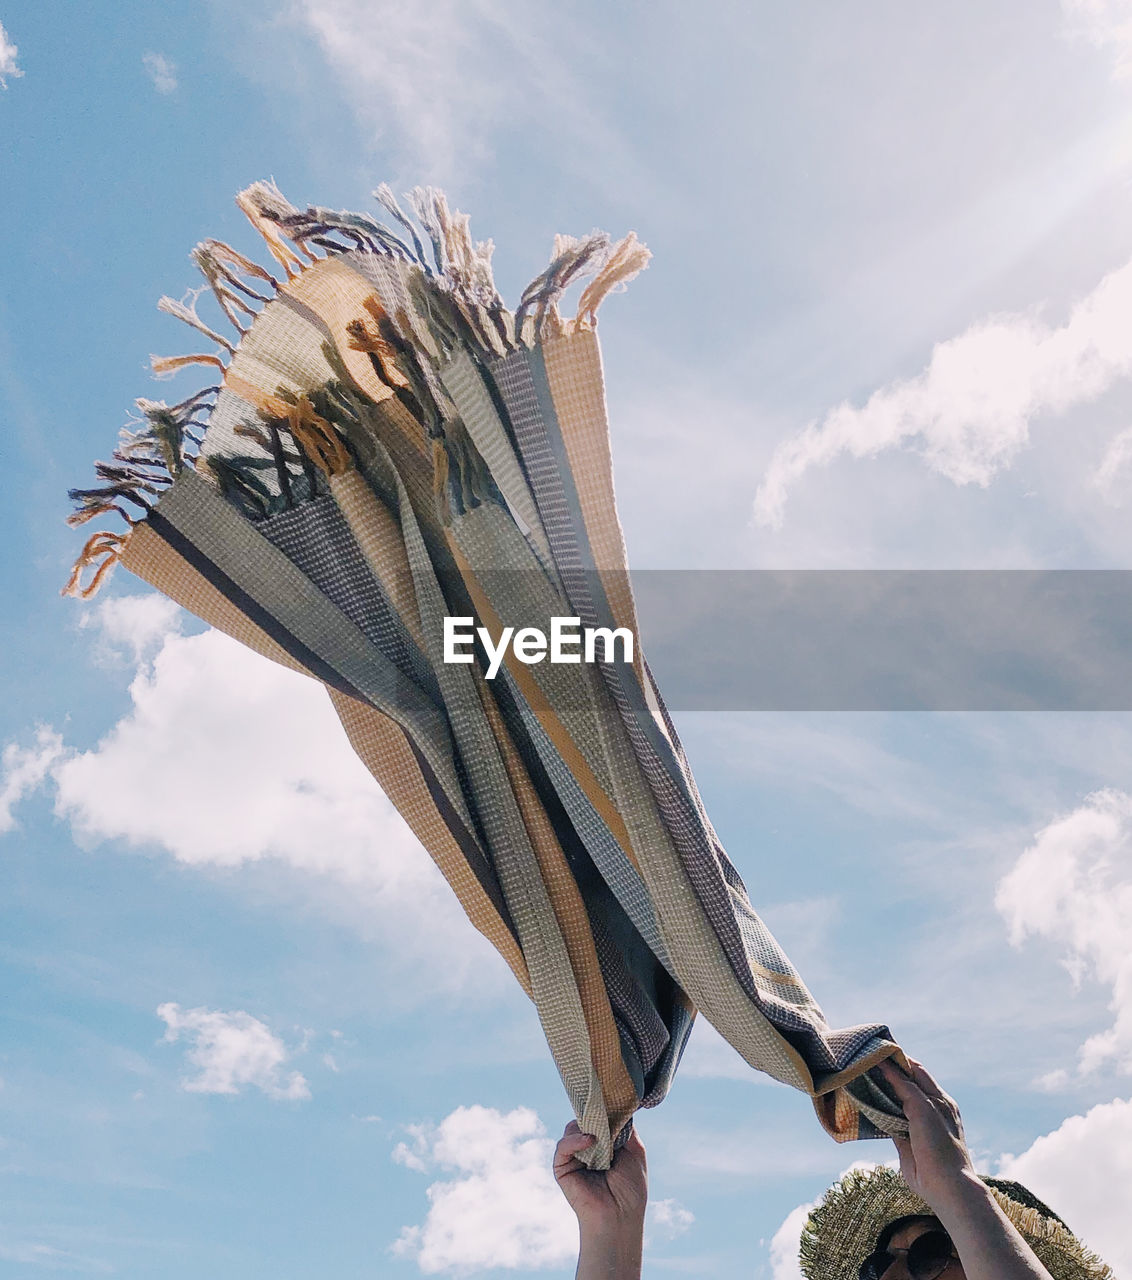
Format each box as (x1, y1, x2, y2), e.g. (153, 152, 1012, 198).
(810, 1046, 910, 1142)
(220, 256, 420, 437)
(445, 536, 643, 877)
(327, 687, 532, 998)
(223, 282, 345, 405)
(276, 256, 394, 407)
(475, 674, 640, 1136)
(541, 330, 649, 692)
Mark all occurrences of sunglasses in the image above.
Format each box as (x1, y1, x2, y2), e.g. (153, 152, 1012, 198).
(858, 1229, 956, 1280)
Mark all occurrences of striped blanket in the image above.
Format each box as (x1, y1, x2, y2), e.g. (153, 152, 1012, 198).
(66, 183, 906, 1167)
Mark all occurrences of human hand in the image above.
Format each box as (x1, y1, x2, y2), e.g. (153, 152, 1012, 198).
(553, 1120, 648, 1235)
(879, 1057, 978, 1217)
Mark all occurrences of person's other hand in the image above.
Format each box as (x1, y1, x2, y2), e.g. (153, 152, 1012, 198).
(553, 1120, 648, 1235)
(879, 1056, 978, 1215)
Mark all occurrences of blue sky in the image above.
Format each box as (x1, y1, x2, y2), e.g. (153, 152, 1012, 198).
(3, 2, 1132, 1276)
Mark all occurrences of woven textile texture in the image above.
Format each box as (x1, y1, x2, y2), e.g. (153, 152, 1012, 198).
(66, 183, 907, 1168)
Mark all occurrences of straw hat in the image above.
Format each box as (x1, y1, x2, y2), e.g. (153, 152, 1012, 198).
(799, 1166, 1113, 1280)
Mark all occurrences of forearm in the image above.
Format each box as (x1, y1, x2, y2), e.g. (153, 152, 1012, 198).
(931, 1172, 1053, 1280)
(575, 1224, 643, 1280)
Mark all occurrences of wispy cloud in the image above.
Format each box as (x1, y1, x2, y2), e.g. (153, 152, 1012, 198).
(1092, 424, 1132, 502)
(996, 789, 1132, 1078)
(0, 1241, 112, 1274)
(391, 1105, 576, 1273)
(273, 0, 642, 193)
(1062, 0, 1132, 77)
(285, 0, 508, 180)
(648, 1198, 694, 1241)
(754, 257, 1132, 529)
(142, 51, 177, 95)
(0, 20, 21, 88)
(157, 1002, 310, 1099)
(0, 727, 64, 834)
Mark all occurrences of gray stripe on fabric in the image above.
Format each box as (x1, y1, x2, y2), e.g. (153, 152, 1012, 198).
(439, 350, 553, 572)
(641, 1001, 696, 1108)
(257, 493, 438, 699)
(613, 1015, 645, 1100)
(590, 916, 671, 1075)
(277, 289, 337, 344)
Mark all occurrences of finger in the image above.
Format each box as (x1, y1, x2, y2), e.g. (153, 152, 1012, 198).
(878, 1059, 924, 1102)
(563, 1120, 582, 1138)
(891, 1133, 914, 1176)
(878, 1061, 940, 1128)
(555, 1131, 596, 1160)
(908, 1062, 965, 1123)
(878, 1056, 910, 1084)
(906, 1059, 949, 1102)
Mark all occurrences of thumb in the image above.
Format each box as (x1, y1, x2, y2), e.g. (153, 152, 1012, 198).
(892, 1133, 915, 1179)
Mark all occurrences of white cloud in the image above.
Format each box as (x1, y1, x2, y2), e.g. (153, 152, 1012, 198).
(51, 613, 419, 878)
(157, 1002, 310, 1100)
(54, 600, 413, 874)
(0, 727, 65, 834)
(996, 789, 1132, 1077)
(0, 595, 489, 988)
(0, 21, 21, 87)
(648, 1197, 694, 1241)
(997, 1095, 1132, 1276)
(753, 256, 1132, 528)
(769, 1200, 813, 1280)
(1092, 424, 1132, 502)
(391, 1105, 577, 1273)
(392, 1123, 433, 1174)
(79, 593, 183, 665)
(142, 51, 178, 94)
(1062, 0, 1132, 77)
